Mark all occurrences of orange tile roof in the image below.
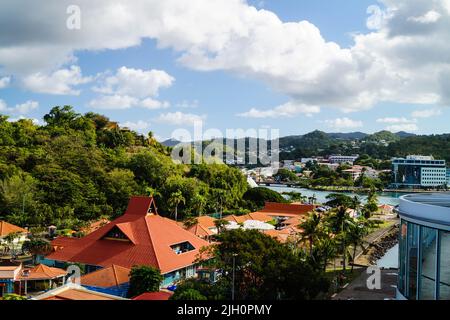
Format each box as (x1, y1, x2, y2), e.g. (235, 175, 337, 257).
(187, 224, 215, 238)
(81, 219, 110, 235)
(0, 221, 27, 237)
(257, 202, 316, 217)
(18, 264, 66, 280)
(46, 196, 211, 274)
(80, 265, 130, 288)
(247, 211, 273, 223)
(132, 291, 173, 300)
(35, 284, 127, 300)
(195, 216, 217, 229)
(224, 215, 248, 224)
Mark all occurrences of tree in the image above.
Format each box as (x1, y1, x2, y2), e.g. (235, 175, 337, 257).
(198, 229, 330, 300)
(362, 187, 379, 218)
(347, 219, 369, 272)
(1, 294, 27, 300)
(3, 232, 22, 257)
(171, 288, 207, 300)
(128, 265, 164, 298)
(300, 212, 323, 255)
(242, 187, 287, 211)
(22, 237, 52, 264)
(168, 191, 185, 222)
(214, 219, 229, 234)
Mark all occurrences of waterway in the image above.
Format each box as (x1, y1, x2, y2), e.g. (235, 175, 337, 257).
(268, 185, 403, 206)
(376, 244, 399, 269)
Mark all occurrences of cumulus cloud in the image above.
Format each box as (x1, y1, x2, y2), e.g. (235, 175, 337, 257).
(376, 117, 415, 124)
(0, 99, 39, 115)
(22, 66, 92, 95)
(376, 116, 418, 132)
(1, 0, 450, 113)
(89, 66, 173, 110)
(176, 100, 199, 109)
(155, 111, 206, 126)
(324, 117, 363, 131)
(411, 108, 442, 118)
(237, 102, 320, 118)
(121, 120, 151, 132)
(386, 123, 419, 132)
(0, 76, 11, 89)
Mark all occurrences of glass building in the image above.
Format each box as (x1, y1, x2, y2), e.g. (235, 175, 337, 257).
(391, 156, 447, 189)
(397, 193, 450, 300)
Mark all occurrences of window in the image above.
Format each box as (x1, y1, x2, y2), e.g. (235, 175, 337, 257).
(439, 231, 450, 300)
(407, 222, 419, 300)
(419, 226, 437, 300)
(103, 226, 131, 242)
(398, 221, 408, 295)
(170, 241, 195, 254)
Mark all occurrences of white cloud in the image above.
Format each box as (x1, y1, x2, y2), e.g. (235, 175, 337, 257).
(386, 123, 419, 132)
(93, 67, 174, 98)
(89, 95, 138, 110)
(238, 102, 320, 118)
(7, 115, 42, 125)
(0, 99, 39, 115)
(0, 76, 11, 89)
(324, 117, 363, 131)
(121, 120, 150, 132)
(155, 111, 206, 126)
(176, 100, 199, 109)
(22, 66, 92, 95)
(1, 0, 450, 113)
(411, 108, 442, 118)
(408, 10, 441, 24)
(376, 117, 415, 124)
(90, 66, 173, 110)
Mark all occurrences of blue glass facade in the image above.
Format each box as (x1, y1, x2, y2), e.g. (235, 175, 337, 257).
(392, 158, 446, 188)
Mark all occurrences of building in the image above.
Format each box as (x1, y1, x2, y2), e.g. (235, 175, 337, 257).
(397, 193, 450, 300)
(32, 283, 129, 300)
(17, 264, 67, 295)
(342, 165, 379, 181)
(80, 264, 130, 298)
(45, 196, 211, 288)
(0, 261, 22, 297)
(391, 155, 447, 189)
(447, 168, 450, 187)
(132, 291, 173, 300)
(185, 216, 218, 241)
(253, 202, 316, 221)
(328, 155, 359, 165)
(0, 221, 28, 252)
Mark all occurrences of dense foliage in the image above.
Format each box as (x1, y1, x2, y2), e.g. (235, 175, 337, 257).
(0, 106, 249, 229)
(128, 265, 164, 298)
(174, 229, 330, 300)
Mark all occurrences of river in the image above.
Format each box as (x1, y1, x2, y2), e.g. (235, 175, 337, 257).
(268, 185, 403, 206)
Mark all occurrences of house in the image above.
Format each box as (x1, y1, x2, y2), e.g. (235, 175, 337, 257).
(45, 196, 211, 288)
(0, 221, 28, 254)
(185, 216, 218, 240)
(224, 212, 273, 225)
(254, 202, 316, 221)
(0, 261, 22, 297)
(132, 291, 173, 300)
(32, 283, 129, 300)
(16, 264, 67, 295)
(80, 264, 130, 297)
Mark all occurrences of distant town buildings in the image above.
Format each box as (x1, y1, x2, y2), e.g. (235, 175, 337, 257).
(391, 155, 447, 189)
(328, 155, 359, 165)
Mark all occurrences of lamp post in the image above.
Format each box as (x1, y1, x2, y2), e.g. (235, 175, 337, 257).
(231, 253, 237, 301)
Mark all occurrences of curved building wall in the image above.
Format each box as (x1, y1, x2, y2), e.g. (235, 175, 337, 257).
(397, 194, 450, 300)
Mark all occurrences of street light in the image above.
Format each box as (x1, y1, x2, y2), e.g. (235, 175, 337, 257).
(231, 253, 238, 300)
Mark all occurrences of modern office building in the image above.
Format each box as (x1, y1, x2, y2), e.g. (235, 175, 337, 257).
(391, 155, 447, 189)
(447, 168, 450, 188)
(397, 193, 450, 300)
(328, 155, 359, 165)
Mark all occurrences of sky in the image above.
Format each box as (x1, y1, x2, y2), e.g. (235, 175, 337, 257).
(0, 0, 449, 141)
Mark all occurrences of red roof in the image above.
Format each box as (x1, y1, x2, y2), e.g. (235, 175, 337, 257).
(18, 264, 67, 280)
(80, 265, 130, 288)
(46, 196, 210, 274)
(0, 221, 27, 237)
(133, 291, 173, 300)
(256, 202, 316, 217)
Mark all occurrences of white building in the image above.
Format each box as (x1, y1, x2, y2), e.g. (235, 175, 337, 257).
(328, 155, 359, 165)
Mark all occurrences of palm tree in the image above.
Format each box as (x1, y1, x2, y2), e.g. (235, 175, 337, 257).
(214, 219, 229, 234)
(168, 191, 185, 222)
(326, 206, 354, 274)
(299, 212, 322, 255)
(347, 219, 369, 272)
(192, 194, 207, 216)
(314, 237, 338, 271)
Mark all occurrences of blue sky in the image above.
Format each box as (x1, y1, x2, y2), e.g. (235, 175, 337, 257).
(0, 0, 449, 140)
